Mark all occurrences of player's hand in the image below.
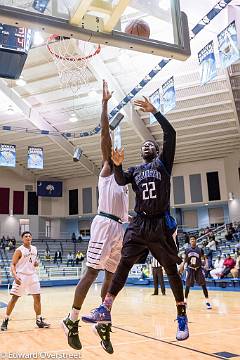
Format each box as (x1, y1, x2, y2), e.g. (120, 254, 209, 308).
(128, 215, 133, 223)
(134, 96, 157, 113)
(102, 79, 113, 102)
(14, 276, 21, 285)
(111, 148, 124, 166)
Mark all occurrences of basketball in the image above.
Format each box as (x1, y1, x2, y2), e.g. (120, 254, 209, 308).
(124, 19, 150, 39)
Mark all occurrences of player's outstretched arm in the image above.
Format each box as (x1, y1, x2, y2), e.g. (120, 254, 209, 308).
(112, 148, 133, 185)
(100, 80, 113, 177)
(134, 96, 176, 175)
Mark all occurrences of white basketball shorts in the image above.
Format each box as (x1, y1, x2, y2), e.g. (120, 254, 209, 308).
(10, 273, 41, 297)
(87, 215, 124, 273)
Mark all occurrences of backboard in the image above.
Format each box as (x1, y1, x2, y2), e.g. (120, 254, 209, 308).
(0, 0, 191, 60)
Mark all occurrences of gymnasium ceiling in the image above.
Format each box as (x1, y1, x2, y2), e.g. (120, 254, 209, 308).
(0, 0, 240, 180)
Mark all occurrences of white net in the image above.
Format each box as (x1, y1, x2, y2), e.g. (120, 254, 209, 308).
(47, 36, 100, 95)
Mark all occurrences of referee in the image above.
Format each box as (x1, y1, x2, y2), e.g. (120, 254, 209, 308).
(151, 256, 166, 296)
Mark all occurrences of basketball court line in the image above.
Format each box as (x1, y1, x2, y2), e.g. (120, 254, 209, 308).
(112, 325, 232, 359)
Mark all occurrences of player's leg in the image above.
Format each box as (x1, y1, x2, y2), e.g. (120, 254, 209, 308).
(185, 286, 190, 299)
(1, 295, 19, 331)
(197, 268, 212, 309)
(92, 225, 124, 355)
(62, 216, 111, 350)
(101, 270, 114, 302)
(62, 266, 99, 350)
(82, 218, 147, 323)
(30, 274, 50, 328)
(148, 219, 189, 341)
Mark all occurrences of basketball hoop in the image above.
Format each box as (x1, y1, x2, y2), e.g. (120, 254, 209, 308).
(47, 35, 101, 95)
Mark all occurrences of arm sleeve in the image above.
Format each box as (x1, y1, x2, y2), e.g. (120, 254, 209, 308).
(153, 111, 176, 174)
(113, 165, 134, 186)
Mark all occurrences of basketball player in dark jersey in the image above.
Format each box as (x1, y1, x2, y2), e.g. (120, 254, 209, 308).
(180, 235, 212, 309)
(82, 96, 189, 345)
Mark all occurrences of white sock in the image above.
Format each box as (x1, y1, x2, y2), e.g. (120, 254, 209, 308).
(70, 308, 80, 322)
(36, 315, 42, 320)
(5, 315, 9, 320)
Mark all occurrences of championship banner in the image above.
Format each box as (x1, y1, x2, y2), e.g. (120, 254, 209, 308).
(218, 21, 240, 69)
(114, 125, 121, 150)
(162, 76, 176, 115)
(0, 144, 16, 167)
(198, 41, 217, 85)
(37, 181, 62, 197)
(27, 146, 43, 169)
(149, 89, 161, 124)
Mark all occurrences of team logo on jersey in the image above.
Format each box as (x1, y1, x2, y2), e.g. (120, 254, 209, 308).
(135, 169, 161, 185)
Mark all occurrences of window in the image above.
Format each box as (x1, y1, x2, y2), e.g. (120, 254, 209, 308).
(189, 174, 203, 203)
(173, 176, 185, 204)
(206, 172, 221, 201)
(82, 188, 92, 214)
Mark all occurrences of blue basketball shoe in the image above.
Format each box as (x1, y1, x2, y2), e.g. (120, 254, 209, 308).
(176, 315, 189, 341)
(82, 305, 111, 324)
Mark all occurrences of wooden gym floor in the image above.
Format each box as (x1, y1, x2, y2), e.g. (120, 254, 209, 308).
(0, 285, 239, 359)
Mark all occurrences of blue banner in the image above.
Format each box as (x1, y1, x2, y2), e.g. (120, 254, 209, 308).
(37, 181, 62, 197)
(198, 40, 217, 85)
(27, 146, 43, 169)
(162, 76, 176, 114)
(218, 21, 240, 68)
(149, 89, 161, 124)
(0, 144, 16, 167)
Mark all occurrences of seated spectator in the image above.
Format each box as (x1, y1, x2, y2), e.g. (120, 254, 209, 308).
(183, 232, 190, 249)
(54, 250, 62, 264)
(7, 240, 14, 250)
(229, 223, 236, 234)
(199, 228, 205, 237)
(220, 254, 236, 278)
(231, 251, 240, 278)
(202, 254, 211, 278)
(67, 252, 74, 267)
(140, 265, 149, 280)
(205, 234, 217, 269)
(11, 237, 16, 250)
(210, 255, 225, 279)
(204, 227, 210, 235)
(75, 251, 84, 265)
(71, 232, 76, 243)
(78, 235, 83, 243)
(0, 236, 6, 249)
(44, 249, 51, 261)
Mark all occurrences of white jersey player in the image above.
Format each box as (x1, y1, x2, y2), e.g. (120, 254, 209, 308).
(1, 231, 49, 331)
(62, 80, 129, 353)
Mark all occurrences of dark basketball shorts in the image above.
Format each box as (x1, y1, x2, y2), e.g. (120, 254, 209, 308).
(121, 214, 182, 269)
(185, 267, 206, 287)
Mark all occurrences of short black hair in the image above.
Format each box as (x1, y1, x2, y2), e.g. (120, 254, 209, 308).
(142, 140, 160, 153)
(21, 231, 32, 238)
(189, 235, 197, 240)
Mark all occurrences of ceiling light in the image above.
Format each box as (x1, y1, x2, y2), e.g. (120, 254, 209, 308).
(7, 105, 15, 114)
(69, 113, 78, 123)
(16, 76, 26, 86)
